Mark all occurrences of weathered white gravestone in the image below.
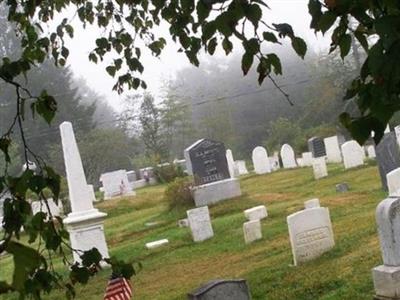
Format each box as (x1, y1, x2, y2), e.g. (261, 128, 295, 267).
(323, 136, 342, 163)
(243, 219, 262, 244)
(187, 206, 214, 242)
(372, 197, 400, 299)
(312, 157, 328, 180)
(188, 279, 251, 300)
(100, 169, 135, 200)
(60, 122, 109, 263)
(304, 198, 320, 209)
(387, 168, 400, 196)
(184, 139, 241, 207)
(235, 160, 249, 175)
(341, 140, 364, 169)
(226, 149, 239, 178)
(301, 152, 313, 167)
(252, 146, 271, 174)
(280, 144, 297, 169)
(367, 145, 376, 158)
(244, 205, 268, 221)
(287, 207, 335, 265)
(31, 198, 63, 217)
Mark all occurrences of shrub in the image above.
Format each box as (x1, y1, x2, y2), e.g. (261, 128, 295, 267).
(154, 163, 185, 183)
(164, 177, 194, 209)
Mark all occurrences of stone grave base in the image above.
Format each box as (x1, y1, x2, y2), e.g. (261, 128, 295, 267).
(192, 178, 241, 207)
(63, 209, 109, 264)
(104, 190, 136, 200)
(373, 265, 400, 299)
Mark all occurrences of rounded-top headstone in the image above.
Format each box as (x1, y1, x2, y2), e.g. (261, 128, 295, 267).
(280, 144, 297, 169)
(376, 197, 400, 266)
(252, 146, 271, 174)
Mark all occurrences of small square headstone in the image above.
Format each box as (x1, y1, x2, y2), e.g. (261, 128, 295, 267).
(243, 219, 262, 244)
(187, 206, 214, 242)
(287, 207, 335, 265)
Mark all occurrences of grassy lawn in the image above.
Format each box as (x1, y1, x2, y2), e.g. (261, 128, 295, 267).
(0, 162, 387, 299)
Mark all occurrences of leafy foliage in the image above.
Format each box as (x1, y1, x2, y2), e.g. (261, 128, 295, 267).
(308, 0, 400, 144)
(163, 177, 194, 209)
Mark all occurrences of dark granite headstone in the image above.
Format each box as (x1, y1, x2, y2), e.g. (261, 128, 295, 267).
(185, 139, 231, 186)
(376, 132, 400, 191)
(187, 279, 251, 300)
(308, 137, 326, 158)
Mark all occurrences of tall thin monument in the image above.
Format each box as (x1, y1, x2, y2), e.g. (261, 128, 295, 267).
(60, 122, 109, 263)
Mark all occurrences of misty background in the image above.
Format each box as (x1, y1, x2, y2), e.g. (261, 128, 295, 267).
(0, 1, 391, 188)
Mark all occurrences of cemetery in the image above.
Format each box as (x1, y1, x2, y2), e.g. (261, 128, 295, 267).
(0, 124, 397, 299)
(0, 1, 399, 299)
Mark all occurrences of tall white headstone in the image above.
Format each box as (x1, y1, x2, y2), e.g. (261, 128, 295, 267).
(372, 197, 400, 299)
(187, 206, 214, 242)
(280, 144, 297, 169)
(287, 207, 335, 265)
(226, 149, 238, 178)
(252, 146, 271, 174)
(387, 168, 400, 197)
(312, 157, 328, 180)
(60, 122, 109, 263)
(323, 136, 342, 163)
(367, 145, 376, 159)
(341, 140, 364, 169)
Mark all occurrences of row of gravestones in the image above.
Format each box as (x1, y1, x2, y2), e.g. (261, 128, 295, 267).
(145, 198, 334, 299)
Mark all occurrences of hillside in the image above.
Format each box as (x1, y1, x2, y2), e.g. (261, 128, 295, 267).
(0, 162, 386, 299)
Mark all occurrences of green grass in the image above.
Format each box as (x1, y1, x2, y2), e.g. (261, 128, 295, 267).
(0, 163, 387, 299)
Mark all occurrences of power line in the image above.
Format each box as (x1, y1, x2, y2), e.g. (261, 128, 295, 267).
(20, 74, 330, 140)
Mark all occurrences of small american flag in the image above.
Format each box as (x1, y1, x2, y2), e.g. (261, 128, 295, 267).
(103, 275, 132, 300)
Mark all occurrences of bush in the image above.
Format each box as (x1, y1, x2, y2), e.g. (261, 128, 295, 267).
(164, 177, 194, 209)
(154, 163, 186, 183)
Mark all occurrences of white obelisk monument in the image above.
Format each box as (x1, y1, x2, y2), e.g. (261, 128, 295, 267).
(60, 122, 109, 263)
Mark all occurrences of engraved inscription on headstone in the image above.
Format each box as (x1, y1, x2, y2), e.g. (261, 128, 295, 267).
(308, 137, 327, 158)
(184, 139, 230, 186)
(287, 207, 335, 265)
(376, 132, 400, 191)
(187, 206, 214, 242)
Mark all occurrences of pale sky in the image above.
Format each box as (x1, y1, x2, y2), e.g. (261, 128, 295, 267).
(65, 0, 330, 112)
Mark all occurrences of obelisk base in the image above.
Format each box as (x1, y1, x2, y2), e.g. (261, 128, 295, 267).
(63, 209, 109, 264)
(373, 265, 400, 299)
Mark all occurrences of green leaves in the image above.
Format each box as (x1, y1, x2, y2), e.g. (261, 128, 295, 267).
(241, 52, 254, 76)
(6, 241, 43, 291)
(338, 34, 351, 59)
(318, 11, 337, 34)
(244, 4, 262, 28)
(31, 90, 57, 124)
(263, 32, 279, 44)
(291, 37, 307, 59)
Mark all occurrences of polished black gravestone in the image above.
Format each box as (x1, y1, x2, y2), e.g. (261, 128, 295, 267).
(184, 139, 230, 186)
(308, 137, 326, 158)
(376, 132, 400, 191)
(187, 279, 251, 300)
